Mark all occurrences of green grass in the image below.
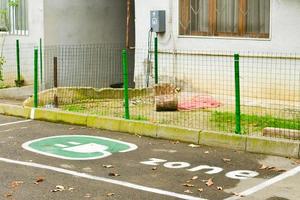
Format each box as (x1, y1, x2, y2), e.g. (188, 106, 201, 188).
(0, 81, 9, 89)
(210, 111, 300, 134)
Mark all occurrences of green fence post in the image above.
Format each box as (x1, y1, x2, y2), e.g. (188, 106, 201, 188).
(16, 39, 21, 87)
(122, 49, 130, 120)
(39, 38, 43, 85)
(34, 48, 39, 108)
(154, 36, 158, 84)
(234, 54, 241, 134)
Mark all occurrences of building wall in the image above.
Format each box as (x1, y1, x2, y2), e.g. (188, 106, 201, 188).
(43, 0, 135, 89)
(1, 0, 44, 86)
(134, 0, 300, 104)
(44, 0, 127, 45)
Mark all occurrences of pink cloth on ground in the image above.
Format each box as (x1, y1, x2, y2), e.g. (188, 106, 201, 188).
(178, 95, 221, 110)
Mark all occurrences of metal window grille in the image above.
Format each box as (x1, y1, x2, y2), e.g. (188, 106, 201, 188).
(179, 0, 270, 38)
(0, 0, 28, 35)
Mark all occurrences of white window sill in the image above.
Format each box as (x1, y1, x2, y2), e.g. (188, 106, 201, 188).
(178, 35, 271, 42)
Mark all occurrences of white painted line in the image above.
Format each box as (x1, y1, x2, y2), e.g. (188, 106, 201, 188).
(0, 157, 206, 200)
(0, 120, 32, 127)
(54, 144, 68, 148)
(224, 165, 300, 200)
(30, 108, 35, 119)
(68, 142, 81, 145)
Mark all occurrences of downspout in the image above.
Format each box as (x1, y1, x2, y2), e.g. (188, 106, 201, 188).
(169, 0, 178, 85)
(126, 0, 131, 49)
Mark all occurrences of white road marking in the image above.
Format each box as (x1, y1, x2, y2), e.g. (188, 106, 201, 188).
(0, 157, 206, 200)
(224, 165, 300, 200)
(68, 142, 81, 145)
(0, 120, 32, 127)
(54, 144, 68, 148)
(30, 108, 35, 119)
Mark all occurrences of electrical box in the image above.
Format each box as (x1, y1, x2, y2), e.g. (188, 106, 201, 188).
(150, 10, 166, 33)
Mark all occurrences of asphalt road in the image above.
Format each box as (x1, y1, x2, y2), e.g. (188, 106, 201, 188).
(0, 114, 299, 200)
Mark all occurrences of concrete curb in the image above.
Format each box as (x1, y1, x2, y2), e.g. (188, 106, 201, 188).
(0, 103, 299, 159)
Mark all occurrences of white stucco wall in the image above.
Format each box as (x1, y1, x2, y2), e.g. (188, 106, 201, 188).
(134, 0, 300, 105)
(44, 0, 127, 45)
(1, 0, 44, 85)
(42, 0, 136, 89)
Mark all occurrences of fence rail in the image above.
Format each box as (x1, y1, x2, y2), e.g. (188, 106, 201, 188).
(2, 42, 299, 140)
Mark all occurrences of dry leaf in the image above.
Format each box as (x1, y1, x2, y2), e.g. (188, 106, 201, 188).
(10, 181, 24, 188)
(184, 190, 193, 194)
(204, 151, 210, 154)
(259, 164, 268, 170)
(152, 167, 157, 171)
(84, 193, 92, 198)
(103, 165, 114, 169)
(291, 158, 300, 165)
(106, 193, 115, 197)
(231, 192, 245, 197)
(4, 193, 13, 198)
(217, 186, 223, 191)
(35, 176, 45, 184)
(188, 144, 200, 148)
(205, 178, 214, 187)
(222, 158, 231, 162)
(191, 176, 198, 180)
(68, 187, 75, 192)
(108, 173, 120, 177)
(271, 168, 287, 173)
(182, 183, 195, 187)
(51, 185, 65, 192)
(197, 188, 204, 192)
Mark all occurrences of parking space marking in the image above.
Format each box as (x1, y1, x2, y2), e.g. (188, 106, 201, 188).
(0, 157, 206, 200)
(224, 165, 300, 200)
(22, 135, 138, 160)
(0, 119, 32, 127)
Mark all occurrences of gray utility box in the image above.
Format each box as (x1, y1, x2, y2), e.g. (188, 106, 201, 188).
(150, 10, 166, 33)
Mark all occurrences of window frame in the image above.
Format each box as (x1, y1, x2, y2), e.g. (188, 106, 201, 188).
(0, 0, 28, 36)
(178, 0, 271, 39)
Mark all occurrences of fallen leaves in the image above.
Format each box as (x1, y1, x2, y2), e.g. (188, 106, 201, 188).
(4, 193, 13, 198)
(84, 193, 92, 198)
(108, 172, 120, 177)
(188, 144, 200, 148)
(231, 192, 245, 197)
(10, 181, 24, 189)
(184, 190, 193, 194)
(152, 167, 157, 171)
(34, 176, 45, 184)
(222, 158, 231, 163)
(217, 186, 223, 191)
(191, 176, 198, 180)
(51, 185, 65, 192)
(197, 188, 204, 192)
(102, 165, 114, 169)
(205, 178, 214, 187)
(259, 164, 287, 172)
(106, 193, 115, 197)
(204, 151, 210, 154)
(182, 183, 195, 187)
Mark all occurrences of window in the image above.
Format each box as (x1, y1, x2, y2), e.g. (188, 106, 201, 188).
(179, 0, 270, 38)
(0, 0, 28, 35)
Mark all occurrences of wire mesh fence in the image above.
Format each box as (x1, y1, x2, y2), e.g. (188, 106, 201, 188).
(24, 43, 300, 140)
(0, 41, 35, 88)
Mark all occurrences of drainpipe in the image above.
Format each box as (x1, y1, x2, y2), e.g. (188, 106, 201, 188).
(126, 0, 131, 49)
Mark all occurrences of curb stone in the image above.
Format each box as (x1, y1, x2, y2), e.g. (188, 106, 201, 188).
(0, 103, 299, 159)
(199, 131, 247, 151)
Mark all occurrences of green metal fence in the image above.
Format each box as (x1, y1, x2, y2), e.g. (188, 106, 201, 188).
(30, 44, 299, 140)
